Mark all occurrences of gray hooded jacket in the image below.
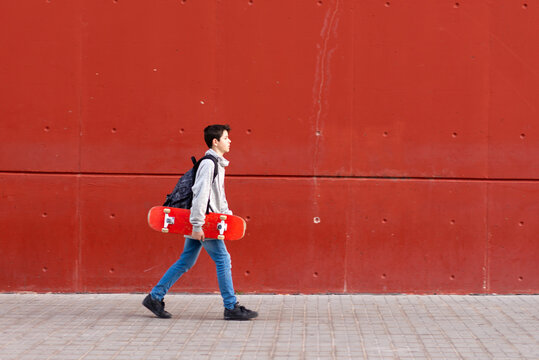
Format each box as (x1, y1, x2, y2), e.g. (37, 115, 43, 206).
(190, 149, 233, 233)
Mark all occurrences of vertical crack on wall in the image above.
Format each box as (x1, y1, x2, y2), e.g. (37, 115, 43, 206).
(312, 0, 340, 231)
(213, 0, 223, 118)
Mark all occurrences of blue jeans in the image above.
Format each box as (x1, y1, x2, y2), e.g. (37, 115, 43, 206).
(150, 237, 237, 310)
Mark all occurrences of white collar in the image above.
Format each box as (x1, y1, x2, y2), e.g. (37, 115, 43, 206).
(206, 149, 229, 167)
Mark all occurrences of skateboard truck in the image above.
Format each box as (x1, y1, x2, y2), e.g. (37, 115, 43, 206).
(162, 208, 175, 233)
(217, 215, 227, 240)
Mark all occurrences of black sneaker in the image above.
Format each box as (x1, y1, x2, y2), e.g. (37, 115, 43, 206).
(224, 303, 258, 320)
(142, 294, 172, 318)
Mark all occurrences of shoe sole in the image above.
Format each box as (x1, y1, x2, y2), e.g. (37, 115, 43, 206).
(224, 314, 258, 321)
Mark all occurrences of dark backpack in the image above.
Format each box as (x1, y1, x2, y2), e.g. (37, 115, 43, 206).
(163, 155, 218, 210)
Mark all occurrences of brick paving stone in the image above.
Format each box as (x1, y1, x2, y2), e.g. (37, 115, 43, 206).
(0, 294, 537, 359)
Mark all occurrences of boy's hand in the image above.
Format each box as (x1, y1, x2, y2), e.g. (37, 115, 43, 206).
(192, 230, 205, 241)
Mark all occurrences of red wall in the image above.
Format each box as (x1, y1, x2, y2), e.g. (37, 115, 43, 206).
(1, 0, 537, 294)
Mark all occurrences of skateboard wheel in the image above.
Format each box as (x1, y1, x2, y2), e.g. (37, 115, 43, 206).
(218, 235, 225, 240)
(163, 208, 171, 214)
(162, 228, 169, 233)
(220, 215, 227, 220)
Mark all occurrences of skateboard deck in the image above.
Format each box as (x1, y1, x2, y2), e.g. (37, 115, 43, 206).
(147, 206, 246, 241)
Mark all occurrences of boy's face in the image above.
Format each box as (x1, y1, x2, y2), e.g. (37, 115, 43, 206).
(213, 130, 231, 155)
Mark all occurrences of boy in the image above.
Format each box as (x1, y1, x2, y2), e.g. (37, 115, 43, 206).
(143, 125, 258, 320)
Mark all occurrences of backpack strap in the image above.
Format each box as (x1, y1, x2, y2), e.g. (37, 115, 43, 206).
(192, 155, 219, 181)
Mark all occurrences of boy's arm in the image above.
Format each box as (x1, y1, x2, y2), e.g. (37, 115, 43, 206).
(189, 160, 215, 234)
(222, 192, 233, 215)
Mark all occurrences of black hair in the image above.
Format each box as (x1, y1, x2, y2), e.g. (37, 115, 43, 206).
(204, 124, 231, 148)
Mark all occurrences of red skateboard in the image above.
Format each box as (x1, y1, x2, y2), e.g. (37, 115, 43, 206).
(147, 206, 246, 241)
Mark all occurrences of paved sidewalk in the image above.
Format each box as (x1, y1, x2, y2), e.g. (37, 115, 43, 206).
(0, 294, 537, 360)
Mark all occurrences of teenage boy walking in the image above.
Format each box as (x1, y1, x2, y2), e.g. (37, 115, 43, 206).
(143, 125, 258, 320)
